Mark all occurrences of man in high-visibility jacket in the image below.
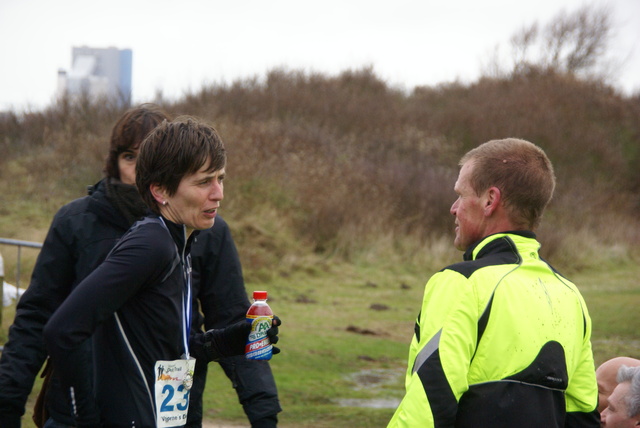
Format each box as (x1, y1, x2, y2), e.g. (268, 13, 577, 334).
(388, 138, 599, 427)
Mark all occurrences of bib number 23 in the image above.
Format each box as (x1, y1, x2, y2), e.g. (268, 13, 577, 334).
(154, 358, 196, 427)
(160, 383, 189, 412)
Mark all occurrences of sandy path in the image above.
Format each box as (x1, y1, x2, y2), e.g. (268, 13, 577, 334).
(202, 422, 249, 428)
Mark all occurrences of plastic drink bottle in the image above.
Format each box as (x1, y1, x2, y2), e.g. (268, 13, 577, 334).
(245, 291, 274, 360)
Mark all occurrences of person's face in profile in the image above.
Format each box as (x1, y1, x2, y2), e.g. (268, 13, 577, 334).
(450, 160, 486, 251)
(601, 382, 639, 428)
(161, 163, 225, 233)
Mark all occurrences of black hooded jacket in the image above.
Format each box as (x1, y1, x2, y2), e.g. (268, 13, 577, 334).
(0, 180, 129, 426)
(0, 180, 280, 427)
(44, 214, 192, 426)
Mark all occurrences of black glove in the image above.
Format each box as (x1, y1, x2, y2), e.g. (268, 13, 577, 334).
(203, 316, 282, 361)
(203, 320, 251, 361)
(267, 315, 281, 356)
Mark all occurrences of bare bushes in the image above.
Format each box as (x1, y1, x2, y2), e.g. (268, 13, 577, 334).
(0, 98, 135, 223)
(214, 92, 458, 259)
(2, 63, 639, 271)
(169, 65, 640, 269)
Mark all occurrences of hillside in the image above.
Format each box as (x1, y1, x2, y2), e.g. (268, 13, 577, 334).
(1, 68, 639, 280)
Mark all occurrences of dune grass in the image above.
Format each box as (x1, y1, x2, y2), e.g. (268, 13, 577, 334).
(5, 258, 639, 428)
(200, 261, 640, 428)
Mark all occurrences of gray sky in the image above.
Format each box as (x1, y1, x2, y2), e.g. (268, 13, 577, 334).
(1, 0, 638, 111)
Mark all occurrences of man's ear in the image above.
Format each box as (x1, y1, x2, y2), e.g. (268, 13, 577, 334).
(150, 183, 167, 206)
(484, 186, 502, 216)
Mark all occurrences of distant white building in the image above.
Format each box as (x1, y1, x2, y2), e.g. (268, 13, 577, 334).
(57, 46, 132, 106)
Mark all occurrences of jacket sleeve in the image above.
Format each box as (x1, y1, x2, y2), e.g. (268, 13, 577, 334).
(388, 270, 477, 428)
(43, 226, 172, 427)
(190, 217, 281, 426)
(193, 217, 249, 328)
(0, 209, 76, 427)
(564, 295, 600, 428)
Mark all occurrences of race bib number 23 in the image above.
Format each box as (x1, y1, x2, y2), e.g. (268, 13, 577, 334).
(154, 357, 196, 427)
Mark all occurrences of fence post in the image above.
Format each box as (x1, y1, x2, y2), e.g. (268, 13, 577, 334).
(0, 239, 43, 332)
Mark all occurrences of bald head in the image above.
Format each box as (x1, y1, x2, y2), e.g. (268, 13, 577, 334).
(597, 357, 640, 413)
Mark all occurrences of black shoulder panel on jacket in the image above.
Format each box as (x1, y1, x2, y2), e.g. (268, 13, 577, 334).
(442, 236, 522, 279)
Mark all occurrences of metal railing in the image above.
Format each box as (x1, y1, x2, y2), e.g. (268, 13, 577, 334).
(1, 238, 43, 337)
(0, 237, 43, 290)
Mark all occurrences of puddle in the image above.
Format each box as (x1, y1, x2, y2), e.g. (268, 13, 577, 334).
(337, 398, 401, 409)
(335, 368, 404, 409)
(344, 367, 403, 390)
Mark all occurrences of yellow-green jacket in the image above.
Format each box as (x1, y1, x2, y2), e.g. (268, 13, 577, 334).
(388, 232, 599, 428)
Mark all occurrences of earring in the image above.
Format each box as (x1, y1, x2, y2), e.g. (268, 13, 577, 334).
(162, 201, 167, 206)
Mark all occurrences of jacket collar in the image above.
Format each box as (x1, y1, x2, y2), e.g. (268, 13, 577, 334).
(86, 178, 132, 231)
(463, 230, 537, 261)
(158, 215, 200, 256)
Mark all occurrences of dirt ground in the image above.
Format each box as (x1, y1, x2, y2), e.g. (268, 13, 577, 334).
(202, 422, 249, 428)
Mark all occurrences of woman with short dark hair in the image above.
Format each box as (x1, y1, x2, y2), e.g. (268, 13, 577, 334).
(43, 117, 280, 427)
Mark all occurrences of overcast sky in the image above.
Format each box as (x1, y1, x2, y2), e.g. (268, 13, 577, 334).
(1, 0, 638, 112)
